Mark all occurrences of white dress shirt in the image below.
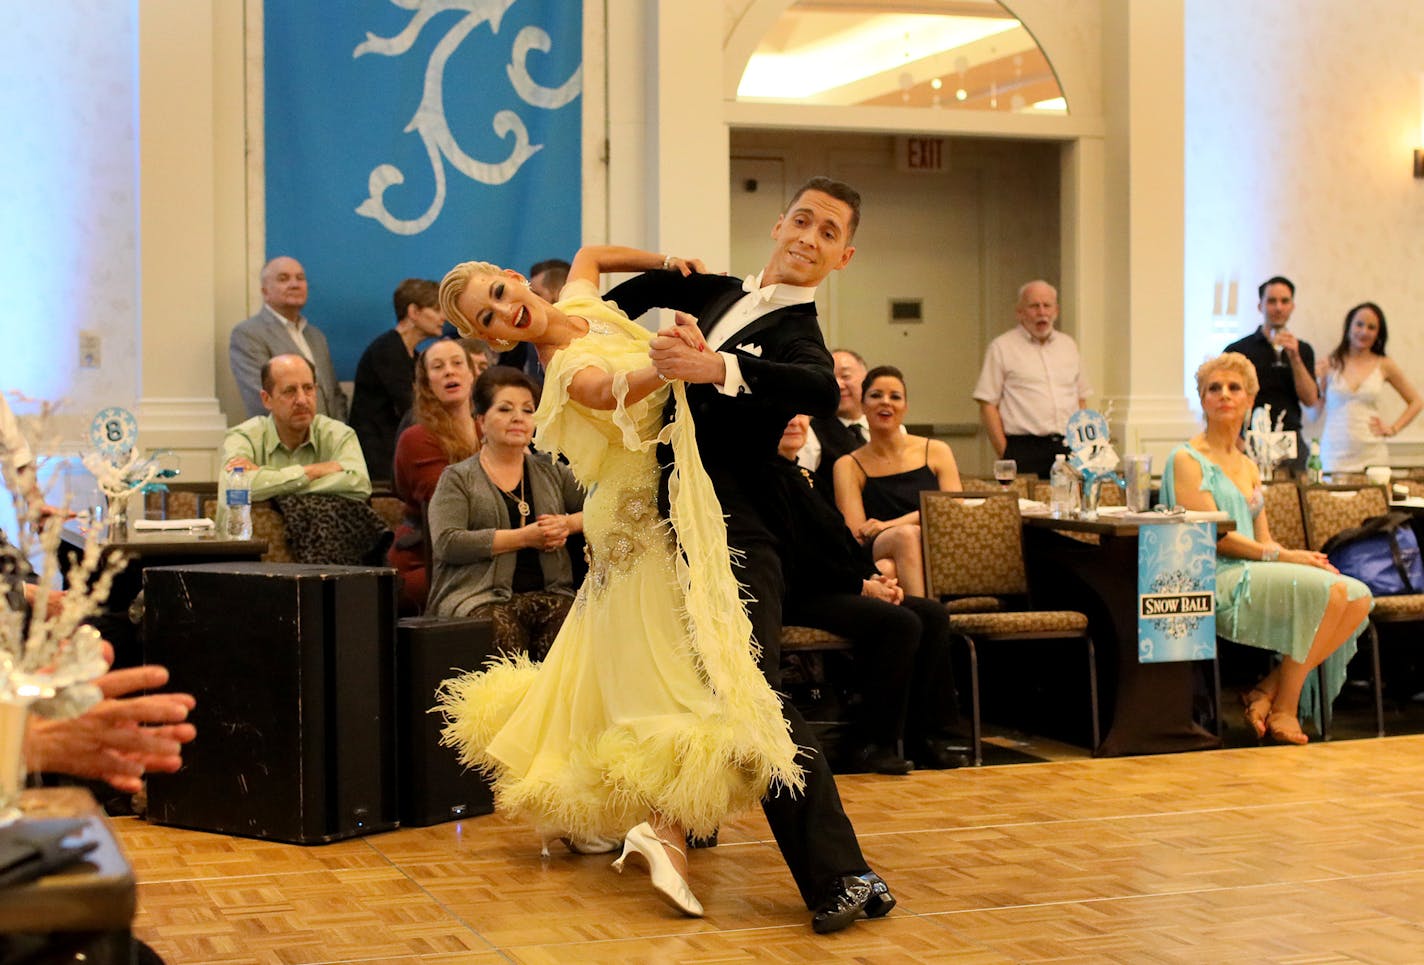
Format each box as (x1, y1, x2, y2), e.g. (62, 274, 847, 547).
(973, 324, 1091, 437)
(704, 273, 817, 397)
(265, 304, 316, 364)
(796, 415, 870, 471)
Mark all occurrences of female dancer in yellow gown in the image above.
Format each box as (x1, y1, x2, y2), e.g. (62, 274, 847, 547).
(436, 246, 803, 917)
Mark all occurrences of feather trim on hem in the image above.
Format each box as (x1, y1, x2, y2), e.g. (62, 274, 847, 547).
(436, 654, 797, 839)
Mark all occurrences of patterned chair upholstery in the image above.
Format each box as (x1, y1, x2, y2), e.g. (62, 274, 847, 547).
(1263, 481, 1307, 551)
(920, 491, 1100, 764)
(369, 491, 405, 532)
(200, 493, 293, 563)
(1300, 484, 1388, 551)
(781, 625, 851, 651)
(1299, 483, 1402, 737)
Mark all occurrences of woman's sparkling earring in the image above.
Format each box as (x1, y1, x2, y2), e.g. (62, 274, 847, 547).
(486, 337, 515, 352)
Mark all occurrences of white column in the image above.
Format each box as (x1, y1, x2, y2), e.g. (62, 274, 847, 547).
(1099, 0, 1197, 465)
(136, 0, 230, 480)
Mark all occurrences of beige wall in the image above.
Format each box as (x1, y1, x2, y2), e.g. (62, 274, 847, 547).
(1185, 0, 1424, 463)
(728, 131, 1061, 475)
(88, 0, 1424, 487)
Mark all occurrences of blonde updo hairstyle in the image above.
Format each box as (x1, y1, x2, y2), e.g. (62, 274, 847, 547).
(1194, 351, 1259, 404)
(439, 260, 505, 339)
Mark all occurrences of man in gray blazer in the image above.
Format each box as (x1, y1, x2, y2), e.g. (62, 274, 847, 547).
(230, 256, 349, 421)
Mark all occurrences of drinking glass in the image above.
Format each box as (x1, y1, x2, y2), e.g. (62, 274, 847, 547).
(1270, 329, 1289, 368)
(993, 459, 1017, 492)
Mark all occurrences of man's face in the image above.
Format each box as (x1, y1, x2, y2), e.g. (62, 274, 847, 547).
(762, 190, 856, 288)
(529, 269, 565, 303)
(832, 351, 867, 419)
(262, 257, 308, 314)
(261, 356, 317, 439)
(1259, 283, 1294, 331)
(1016, 283, 1059, 342)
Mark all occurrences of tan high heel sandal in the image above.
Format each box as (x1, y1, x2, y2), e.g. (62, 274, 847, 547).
(1265, 711, 1309, 746)
(1241, 688, 1272, 740)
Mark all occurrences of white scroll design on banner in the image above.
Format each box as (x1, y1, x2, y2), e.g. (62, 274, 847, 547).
(353, 0, 583, 236)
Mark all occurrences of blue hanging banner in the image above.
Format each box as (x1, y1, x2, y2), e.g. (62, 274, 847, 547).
(1137, 521, 1217, 663)
(264, 0, 582, 378)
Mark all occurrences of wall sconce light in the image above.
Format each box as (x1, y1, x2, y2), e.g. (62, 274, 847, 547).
(1415, 149, 1424, 179)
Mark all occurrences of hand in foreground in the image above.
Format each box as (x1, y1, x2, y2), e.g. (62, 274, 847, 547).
(533, 513, 570, 550)
(862, 573, 904, 605)
(654, 312, 707, 352)
(663, 256, 707, 276)
(858, 519, 889, 541)
(1280, 548, 1339, 573)
(24, 664, 197, 794)
(650, 321, 726, 385)
(224, 456, 260, 472)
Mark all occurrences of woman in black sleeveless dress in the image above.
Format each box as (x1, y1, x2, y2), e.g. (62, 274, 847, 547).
(833, 366, 962, 597)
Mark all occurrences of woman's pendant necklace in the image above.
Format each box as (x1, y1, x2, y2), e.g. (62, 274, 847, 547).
(484, 452, 530, 522)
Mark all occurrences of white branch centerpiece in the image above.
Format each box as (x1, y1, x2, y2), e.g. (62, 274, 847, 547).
(1, 396, 125, 825)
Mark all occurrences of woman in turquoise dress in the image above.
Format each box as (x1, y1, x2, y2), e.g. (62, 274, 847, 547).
(434, 246, 803, 918)
(1161, 352, 1373, 744)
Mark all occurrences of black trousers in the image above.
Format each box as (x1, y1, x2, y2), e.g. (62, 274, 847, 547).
(784, 593, 959, 748)
(732, 534, 870, 909)
(1004, 433, 1070, 478)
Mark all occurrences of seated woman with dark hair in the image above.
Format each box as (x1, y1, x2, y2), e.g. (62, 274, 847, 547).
(425, 366, 585, 658)
(833, 365, 962, 597)
(389, 338, 480, 613)
(1163, 351, 1373, 744)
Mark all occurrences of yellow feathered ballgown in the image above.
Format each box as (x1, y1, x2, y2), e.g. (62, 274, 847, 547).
(437, 279, 803, 839)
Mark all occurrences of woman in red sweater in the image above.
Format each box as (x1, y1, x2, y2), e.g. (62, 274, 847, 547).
(389, 338, 479, 611)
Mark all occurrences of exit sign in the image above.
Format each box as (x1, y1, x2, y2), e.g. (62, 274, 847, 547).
(896, 136, 947, 173)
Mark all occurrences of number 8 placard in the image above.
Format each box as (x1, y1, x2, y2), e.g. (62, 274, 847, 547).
(89, 406, 138, 458)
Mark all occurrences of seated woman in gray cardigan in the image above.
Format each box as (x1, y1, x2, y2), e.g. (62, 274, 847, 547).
(426, 367, 585, 657)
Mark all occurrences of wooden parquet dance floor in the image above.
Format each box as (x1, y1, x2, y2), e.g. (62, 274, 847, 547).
(118, 735, 1424, 963)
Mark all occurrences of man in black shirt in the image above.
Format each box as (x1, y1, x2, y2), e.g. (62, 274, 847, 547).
(1223, 275, 1318, 472)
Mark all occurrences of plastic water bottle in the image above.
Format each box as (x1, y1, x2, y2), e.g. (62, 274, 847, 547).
(225, 466, 253, 539)
(1050, 454, 1073, 519)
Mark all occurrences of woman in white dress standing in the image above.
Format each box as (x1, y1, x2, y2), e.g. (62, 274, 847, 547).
(1316, 302, 1422, 473)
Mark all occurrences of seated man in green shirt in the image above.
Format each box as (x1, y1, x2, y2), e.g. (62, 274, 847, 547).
(222, 354, 372, 502)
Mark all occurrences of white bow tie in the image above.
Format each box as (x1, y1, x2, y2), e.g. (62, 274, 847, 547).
(742, 275, 776, 306)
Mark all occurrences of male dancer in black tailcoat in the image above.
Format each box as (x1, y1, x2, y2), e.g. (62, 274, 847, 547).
(604, 176, 893, 934)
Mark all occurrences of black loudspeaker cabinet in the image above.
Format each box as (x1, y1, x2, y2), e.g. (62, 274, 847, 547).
(396, 616, 497, 826)
(142, 562, 398, 844)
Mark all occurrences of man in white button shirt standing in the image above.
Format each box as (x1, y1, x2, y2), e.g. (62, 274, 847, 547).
(230, 256, 349, 422)
(973, 279, 1090, 477)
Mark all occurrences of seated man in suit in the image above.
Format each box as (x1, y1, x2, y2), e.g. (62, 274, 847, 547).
(777, 414, 966, 776)
(795, 347, 870, 499)
(230, 256, 349, 421)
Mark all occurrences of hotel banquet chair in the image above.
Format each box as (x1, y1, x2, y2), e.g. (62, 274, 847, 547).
(920, 491, 1100, 765)
(1300, 483, 1407, 738)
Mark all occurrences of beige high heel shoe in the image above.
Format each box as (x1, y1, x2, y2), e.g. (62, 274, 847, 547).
(611, 822, 703, 917)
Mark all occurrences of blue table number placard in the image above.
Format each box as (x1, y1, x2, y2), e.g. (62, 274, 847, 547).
(1138, 521, 1217, 662)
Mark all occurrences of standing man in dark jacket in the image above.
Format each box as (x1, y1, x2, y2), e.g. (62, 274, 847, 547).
(605, 176, 893, 934)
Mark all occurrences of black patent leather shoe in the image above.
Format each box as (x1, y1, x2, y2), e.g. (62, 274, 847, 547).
(861, 871, 896, 918)
(848, 742, 914, 775)
(811, 875, 873, 934)
(910, 738, 970, 770)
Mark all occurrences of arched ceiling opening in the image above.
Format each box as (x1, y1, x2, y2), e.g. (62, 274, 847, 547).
(727, 0, 1066, 115)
